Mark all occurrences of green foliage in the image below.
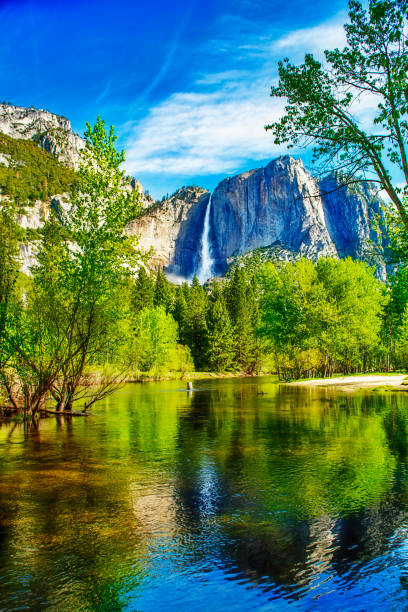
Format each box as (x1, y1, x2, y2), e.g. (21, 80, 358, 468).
(207, 282, 235, 371)
(131, 307, 193, 375)
(62, 117, 145, 300)
(0, 203, 22, 370)
(0, 117, 147, 414)
(225, 267, 261, 373)
(132, 267, 154, 313)
(266, 0, 408, 230)
(394, 306, 408, 368)
(0, 132, 76, 204)
(259, 257, 387, 378)
(153, 268, 173, 312)
(173, 276, 209, 370)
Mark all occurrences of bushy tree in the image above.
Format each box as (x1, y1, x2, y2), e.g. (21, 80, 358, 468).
(259, 257, 386, 378)
(2, 117, 146, 414)
(131, 307, 190, 374)
(0, 203, 21, 370)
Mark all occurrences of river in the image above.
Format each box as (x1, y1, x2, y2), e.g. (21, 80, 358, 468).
(1, 377, 408, 610)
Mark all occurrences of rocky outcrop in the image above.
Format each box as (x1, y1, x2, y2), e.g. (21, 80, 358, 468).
(0, 104, 153, 209)
(126, 187, 209, 277)
(0, 103, 84, 168)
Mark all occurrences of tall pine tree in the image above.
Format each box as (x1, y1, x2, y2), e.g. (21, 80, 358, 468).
(207, 281, 235, 371)
(132, 267, 154, 313)
(153, 268, 172, 312)
(225, 267, 260, 373)
(183, 276, 209, 370)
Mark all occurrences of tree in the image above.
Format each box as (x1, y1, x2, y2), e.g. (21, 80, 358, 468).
(0, 204, 25, 411)
(132, 267, 154, 313)
(0, 203, 21, 370)
(258, 258, 386, 378)
(172, 284, 190, 345)
(316, 257, 387, 373)
(394, 305, 408, 367)
(18, 117, 147, 411)
(207, 282, 235, 371)
(226, 267, 260, 373)
(55, 117, 145, 410)
(183, 276, 209, 370)
(153, 268, 172, 312)
(131, 307, 180, 373)
(266, 0, 408, 231)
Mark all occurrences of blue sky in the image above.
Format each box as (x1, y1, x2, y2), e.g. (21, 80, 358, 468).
(0, 0, 350, 198)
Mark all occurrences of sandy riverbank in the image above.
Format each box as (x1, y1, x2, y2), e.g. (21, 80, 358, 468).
(290, 374, 408, 390)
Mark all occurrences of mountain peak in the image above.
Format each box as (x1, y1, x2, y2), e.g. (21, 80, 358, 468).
(0, 103, 84, 168)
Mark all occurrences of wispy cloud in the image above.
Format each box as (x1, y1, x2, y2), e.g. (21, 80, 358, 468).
(123, 15, 347, 184)
(273, 21, 346, 53)
(138, 0, 197, 100)
(95, 80, 111, 104)
(125, 91, 285, 175)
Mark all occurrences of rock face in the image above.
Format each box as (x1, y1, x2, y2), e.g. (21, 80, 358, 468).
(208, 157, 387, 277)
(132, 156, 388, 279)
(0, 103, 84, 168)
(319, 174, 386, 265)
(127, 187, 209, 277)
(210, 156, 338, 273)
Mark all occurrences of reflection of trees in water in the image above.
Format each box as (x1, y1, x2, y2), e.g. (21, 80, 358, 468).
(1, 384, 408, 606)
(0, 417, 144, 611)
(170, 387, 408, 596)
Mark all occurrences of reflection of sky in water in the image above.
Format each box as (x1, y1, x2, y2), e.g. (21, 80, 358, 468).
(198, 455, 219, 518)
(1, 378, 408, 610)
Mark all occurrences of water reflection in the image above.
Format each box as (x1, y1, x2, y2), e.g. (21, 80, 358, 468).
(1, 379, 408, 610)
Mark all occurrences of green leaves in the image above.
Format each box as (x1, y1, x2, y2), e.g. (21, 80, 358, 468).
(258, 258, 387, 378)
(60, 117, 145, 303)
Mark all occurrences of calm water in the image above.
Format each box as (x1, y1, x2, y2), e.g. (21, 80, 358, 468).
(1, 378, 408, 611)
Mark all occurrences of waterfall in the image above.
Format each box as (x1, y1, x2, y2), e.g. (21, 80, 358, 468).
(196, 195, 214, 283)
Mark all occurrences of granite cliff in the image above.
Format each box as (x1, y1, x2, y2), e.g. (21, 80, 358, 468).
(127, 187, 209, 277)
(129, 156, 387, 280)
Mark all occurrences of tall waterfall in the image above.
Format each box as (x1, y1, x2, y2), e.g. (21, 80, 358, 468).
(196, 195, 214, 283)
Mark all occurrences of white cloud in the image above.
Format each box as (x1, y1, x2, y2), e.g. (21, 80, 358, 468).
(123, 14, 347, 181)
(124, 90, 285, 175)
(273, 21, 346, 53)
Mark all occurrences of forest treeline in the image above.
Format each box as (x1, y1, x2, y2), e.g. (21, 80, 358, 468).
(129, 254, 408, 381)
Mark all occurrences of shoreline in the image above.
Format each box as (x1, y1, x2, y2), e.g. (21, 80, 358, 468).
(289, 374, 408, 391)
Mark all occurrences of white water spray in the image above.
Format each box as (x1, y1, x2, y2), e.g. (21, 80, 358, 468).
(196, 195, 215, 284)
